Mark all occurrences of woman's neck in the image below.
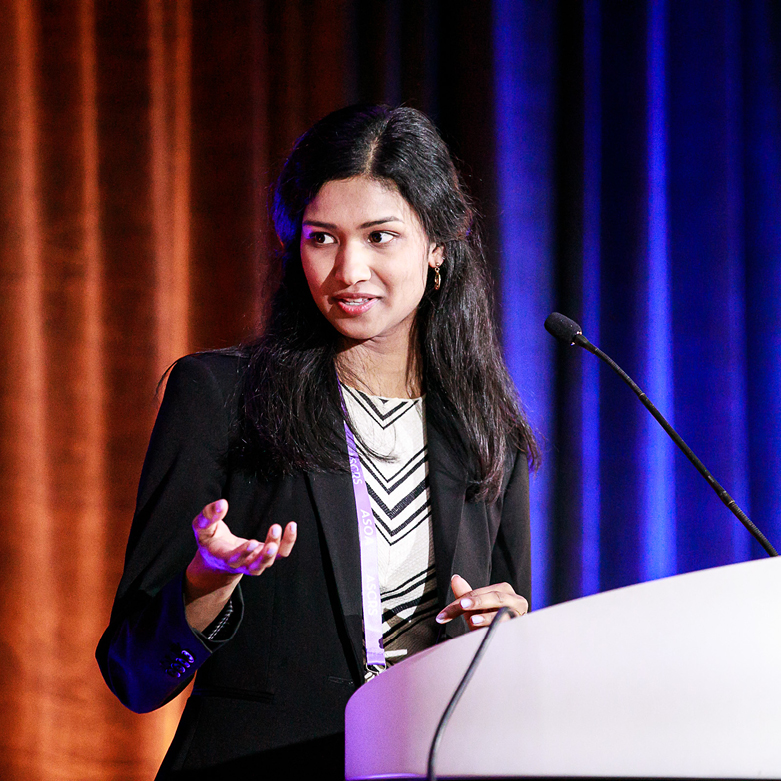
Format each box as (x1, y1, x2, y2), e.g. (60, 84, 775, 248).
(336, 338, 421, 399)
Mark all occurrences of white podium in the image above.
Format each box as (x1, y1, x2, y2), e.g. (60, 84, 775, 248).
(345, 557, 781, 779)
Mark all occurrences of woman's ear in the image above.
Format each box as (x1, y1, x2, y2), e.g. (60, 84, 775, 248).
(428, 244, 444, 268)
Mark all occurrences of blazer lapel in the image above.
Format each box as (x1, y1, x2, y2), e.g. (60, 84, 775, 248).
(306, 408, 472, 670)
(426, 414, 468, 627)
(305, 467, 364, 674)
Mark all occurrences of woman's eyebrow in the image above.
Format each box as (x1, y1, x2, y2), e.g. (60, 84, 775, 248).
(360, 217, 402, 228)
(302, 217, 403, 229)
(302, 220, 336, 229)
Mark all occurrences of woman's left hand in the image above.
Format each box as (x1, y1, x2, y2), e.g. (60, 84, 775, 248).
(435, 574, 528, 630)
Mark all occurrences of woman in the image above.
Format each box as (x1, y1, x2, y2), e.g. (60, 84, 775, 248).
(97, 104, 537, 779)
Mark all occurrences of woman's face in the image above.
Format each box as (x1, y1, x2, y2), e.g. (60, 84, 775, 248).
(300, 176, 442, 353)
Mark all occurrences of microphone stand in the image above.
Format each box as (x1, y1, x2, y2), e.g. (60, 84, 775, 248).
(545, 312, 778, 558)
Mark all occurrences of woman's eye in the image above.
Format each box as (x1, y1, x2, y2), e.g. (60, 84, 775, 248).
(368, 231, 393, 244)
(309, 232, 335, 245)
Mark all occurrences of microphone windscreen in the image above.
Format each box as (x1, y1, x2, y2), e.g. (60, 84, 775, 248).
(544, 312, 583, 345)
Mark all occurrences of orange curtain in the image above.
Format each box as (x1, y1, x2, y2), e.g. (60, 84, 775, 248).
(0, 1, 350, 777)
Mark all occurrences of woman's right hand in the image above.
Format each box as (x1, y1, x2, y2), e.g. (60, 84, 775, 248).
(191, 498, 297, 578)
(184, 499, 297, 631)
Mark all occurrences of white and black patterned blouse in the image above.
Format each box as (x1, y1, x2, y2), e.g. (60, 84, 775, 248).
(341, 383, 439, 681)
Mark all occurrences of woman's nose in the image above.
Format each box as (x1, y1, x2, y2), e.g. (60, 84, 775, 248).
(334, 241, 371, 286)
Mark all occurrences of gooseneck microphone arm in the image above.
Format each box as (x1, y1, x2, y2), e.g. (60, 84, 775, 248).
(544, 312, 778, 558)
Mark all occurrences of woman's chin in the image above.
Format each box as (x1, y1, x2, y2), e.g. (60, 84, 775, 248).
(331, 321, 410, 352)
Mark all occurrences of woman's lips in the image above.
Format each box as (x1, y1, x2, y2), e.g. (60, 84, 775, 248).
(333, 296, 378, 316)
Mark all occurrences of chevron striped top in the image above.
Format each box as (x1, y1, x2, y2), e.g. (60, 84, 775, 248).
(341, 383, 439, 681)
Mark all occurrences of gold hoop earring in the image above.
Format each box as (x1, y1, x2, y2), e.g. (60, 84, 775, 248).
(433, 264, 442, 291)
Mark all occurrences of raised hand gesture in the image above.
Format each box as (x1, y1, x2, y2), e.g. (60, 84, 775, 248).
(184, 499, 297, 631)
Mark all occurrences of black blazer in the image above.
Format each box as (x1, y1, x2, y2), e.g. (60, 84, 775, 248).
(96, 352, 531, 778)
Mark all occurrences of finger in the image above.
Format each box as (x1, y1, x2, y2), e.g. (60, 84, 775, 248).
(265, 524, 283, 543)
(225, 522, 292, 575)
(470, 601, 527, 629)
(277, 522, 297, 558)
(450, 573, 473, 599)
(246, 540, 279, 575)
(244, 523, 296, 573)
(227, 538, 263, 568)
(233, 524, 280, 571)
(436, 584, 528, 624)
(435, 595, 474, 624)
(469, 611, 493, 628)
(434, 574, 475, 623)
(261, 524, 283, 562)
(193, 498, 229, 531)
(459, 587, 528, 617)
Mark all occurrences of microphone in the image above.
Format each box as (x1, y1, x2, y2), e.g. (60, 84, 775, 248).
(544, 312, 778, 557)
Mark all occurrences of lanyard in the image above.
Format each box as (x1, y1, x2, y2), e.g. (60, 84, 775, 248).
(341, 391, 386, 669)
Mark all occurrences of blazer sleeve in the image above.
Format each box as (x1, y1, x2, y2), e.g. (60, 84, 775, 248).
(489, 448, 532, 609)
(96, 354, 244, 713)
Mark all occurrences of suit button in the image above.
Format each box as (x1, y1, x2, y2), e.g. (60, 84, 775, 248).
(165, 667, 181, 678)
(172, 662, 186, 674)
(182, 650, 194, 663)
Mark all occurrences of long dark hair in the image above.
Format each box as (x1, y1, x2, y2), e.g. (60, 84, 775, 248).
(241, 104, 538, 501)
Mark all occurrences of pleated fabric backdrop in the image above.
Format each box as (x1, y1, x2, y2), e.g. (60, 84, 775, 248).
(496, 0, 781, 606)
(1, 1, 779, 778)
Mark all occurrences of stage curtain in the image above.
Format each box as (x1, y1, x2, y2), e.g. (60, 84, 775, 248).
(493, 0, 781, 606)
(0, 1, 492, 778)
(1, 1, 780, 778)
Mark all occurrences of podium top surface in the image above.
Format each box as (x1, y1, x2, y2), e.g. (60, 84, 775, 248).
(346, 557, 781, 780)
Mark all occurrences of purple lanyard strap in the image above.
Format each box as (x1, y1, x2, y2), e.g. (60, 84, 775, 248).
(340, 388, 386, 669)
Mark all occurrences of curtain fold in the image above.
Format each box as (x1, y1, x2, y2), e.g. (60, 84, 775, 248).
(492, 0, 781, 605)
(1, 1, 779, 777)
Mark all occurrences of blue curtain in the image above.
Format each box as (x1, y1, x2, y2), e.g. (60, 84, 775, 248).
(493, 0, 781, 608)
